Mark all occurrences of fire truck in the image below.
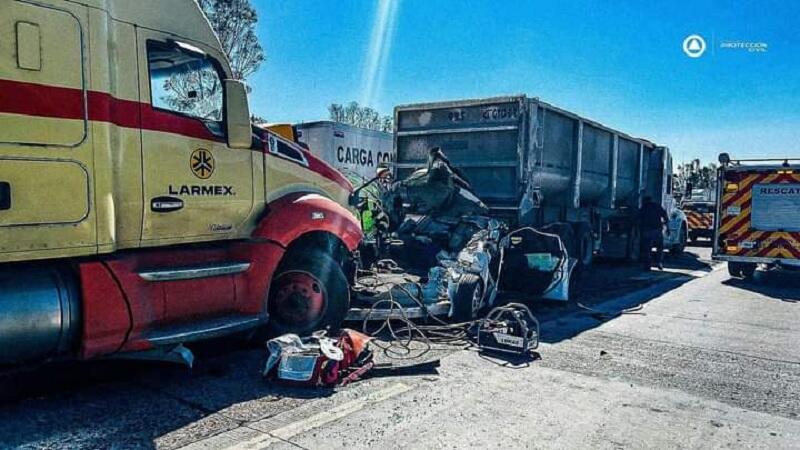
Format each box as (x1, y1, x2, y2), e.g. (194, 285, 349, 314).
(0, 0, 362, 367)
(713, 153, 800, 278)
(683, 199, 715, 242)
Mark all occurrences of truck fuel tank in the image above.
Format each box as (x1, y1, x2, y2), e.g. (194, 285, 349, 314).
(0, 267, 81, 365)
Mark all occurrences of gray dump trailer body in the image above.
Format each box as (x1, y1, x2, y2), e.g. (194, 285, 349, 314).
(395, 96, 685, 260)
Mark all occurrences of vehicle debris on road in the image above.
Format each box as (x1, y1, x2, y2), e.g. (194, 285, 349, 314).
(263, 329, 374, 387)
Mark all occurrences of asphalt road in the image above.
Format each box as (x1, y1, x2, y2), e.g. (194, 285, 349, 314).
(2, 245, 799, 449)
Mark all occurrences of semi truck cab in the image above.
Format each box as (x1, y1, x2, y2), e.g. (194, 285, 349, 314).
(1, 0, 260, 258)
(0, 0, 362, 367)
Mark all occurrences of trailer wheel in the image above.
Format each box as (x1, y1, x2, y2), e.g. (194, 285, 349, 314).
(626, 227, 641, 263)
(728, 262, 756, 279)
(575, 222, 594, 267)
(450, 274, 483, 322)
(267, 250, 349, 336)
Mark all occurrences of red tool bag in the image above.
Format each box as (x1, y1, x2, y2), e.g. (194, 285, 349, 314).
(263, 329, 373, 387)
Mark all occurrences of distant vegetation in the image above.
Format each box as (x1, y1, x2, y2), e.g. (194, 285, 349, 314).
(328, 102, 393, 132)
(676, 159, 718, 194)
(198, 0, 265, 82)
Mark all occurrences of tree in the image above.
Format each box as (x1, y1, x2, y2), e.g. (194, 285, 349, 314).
(328, 101, 393, 132)
(676, 159, 718, 198)
(198, 0, 266, 81)
(155, 1, 266, 123)
(251, 114, 268, 125)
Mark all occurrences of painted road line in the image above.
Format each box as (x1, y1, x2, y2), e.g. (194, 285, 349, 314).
(186, 383, 412, 450)
(269, 382, 411, 440)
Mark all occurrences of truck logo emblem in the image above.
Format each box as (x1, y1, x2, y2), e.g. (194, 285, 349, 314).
(191, 148, 214, 179)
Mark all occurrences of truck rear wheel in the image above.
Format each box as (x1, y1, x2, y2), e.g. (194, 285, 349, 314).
(267, 251, 349, 336)
(728, 262, 757, 279)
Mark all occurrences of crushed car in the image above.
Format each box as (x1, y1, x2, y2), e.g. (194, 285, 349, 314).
(346, 147, 573, 322)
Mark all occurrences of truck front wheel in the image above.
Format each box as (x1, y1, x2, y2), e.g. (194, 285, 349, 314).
(670, 223, 687, 255)
(267, 251, 350, 336)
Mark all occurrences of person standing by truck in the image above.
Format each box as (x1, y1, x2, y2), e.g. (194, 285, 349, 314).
(640, 196, 669, 270)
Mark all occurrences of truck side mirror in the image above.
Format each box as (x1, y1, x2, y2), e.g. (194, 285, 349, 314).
(224, 79, 252, 149)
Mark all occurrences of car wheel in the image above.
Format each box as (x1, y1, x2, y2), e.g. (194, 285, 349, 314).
(450, 274, 483, 322)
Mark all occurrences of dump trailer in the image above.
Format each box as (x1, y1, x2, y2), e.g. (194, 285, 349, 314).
(0, 0, 361, 368)
(295, 121, 394, 183)
(713, 154, 800, 278)
(394, 96, 687, 272)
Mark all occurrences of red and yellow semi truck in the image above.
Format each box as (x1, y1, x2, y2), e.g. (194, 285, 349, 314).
(0, 0, 362, 367)
(713, 153, 800, 278)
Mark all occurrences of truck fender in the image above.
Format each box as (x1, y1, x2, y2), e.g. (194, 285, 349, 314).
(253, 193, 363, 252)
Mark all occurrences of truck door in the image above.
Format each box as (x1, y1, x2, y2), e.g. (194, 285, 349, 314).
(136, 32, 254, 243)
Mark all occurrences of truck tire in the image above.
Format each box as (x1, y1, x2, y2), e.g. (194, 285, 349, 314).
(728, 262, 757, 279)
(626, 226, 641, 263)
(670, 223, 687, 255)
(267, 250, 350, 336)
(450, 274, 483, 322)
(575, 222, 594, 267)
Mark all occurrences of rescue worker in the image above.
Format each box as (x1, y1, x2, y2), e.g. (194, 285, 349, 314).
(639, 196, 668, 271)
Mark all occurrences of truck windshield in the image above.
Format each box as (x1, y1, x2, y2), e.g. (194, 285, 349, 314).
(682, 202, 714, 213)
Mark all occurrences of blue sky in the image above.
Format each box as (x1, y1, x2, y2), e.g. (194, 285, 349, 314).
(247, 0, 799, 165)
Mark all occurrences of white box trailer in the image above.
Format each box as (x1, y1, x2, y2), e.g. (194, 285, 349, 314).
(295, 121, 394, 183)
